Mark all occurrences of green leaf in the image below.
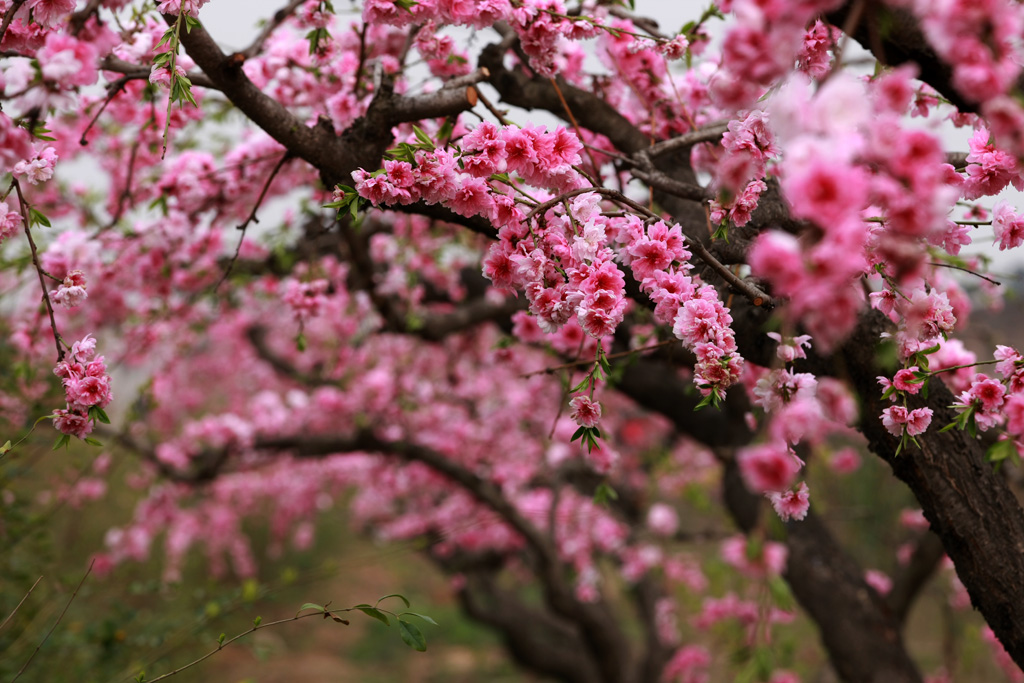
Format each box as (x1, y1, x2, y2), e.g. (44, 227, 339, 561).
(356, 606, 390, 626)
(29, 208, 50, 227)
(83, 437, 103, 447)
(983, 438, 1015, 464)
(89, 406, 111, 424)
(594, 482, 618, 505)
(297, 602, 325, 615)
(52, 433, 70, 451)
(397, 619, 427, 652)
(253, 616, 262, 627)
(571, 425, 586, 442)
(376, 593, 411, 609)
(218, 633, 226, 646)
(401, 612, 438, 626)
(412, 125, 434, 149)
(0, 440, 11, 455)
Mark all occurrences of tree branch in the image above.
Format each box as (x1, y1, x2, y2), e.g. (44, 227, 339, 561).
(258, 430, 635, 682)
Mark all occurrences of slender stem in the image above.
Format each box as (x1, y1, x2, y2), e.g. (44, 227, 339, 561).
(929, 359, 998, 376)
(79, 77, 132, 146)
(241, 0, 305, 58)
(928, 261, 1001, 286)
(644, 123, 728, 159)
(13, 179, 64, 363)
(142, 611, 327, 682)
(523, 339, 675, 378)
(475, 87, 514, 126)
(11, 560, 94, 682)
(215, 152, 292, 291)
(0, 0, 28, 45)
(0, 576, 42, 632)
(354, 22, 369, 96)
(548, 78, 601, 180)
(161, 9, 186, 160)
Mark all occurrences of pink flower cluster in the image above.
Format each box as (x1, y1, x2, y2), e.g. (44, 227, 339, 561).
(354, 121, 584, 217)
(911, 0, 1023, 104)
(992, 201, 1024, 251)
(362, 0, 602, 78)
(52, 335, 112, 439)
(707, 110, 778, 227)
(13, 146, 58, 185)
(880, 404, 934, 438)
(713, 0, 843, 110)
(282, 278, 330, 322)
(0, 201, 21, 245)
(52, 269, 88, 308)
(873, 287, 957, 361)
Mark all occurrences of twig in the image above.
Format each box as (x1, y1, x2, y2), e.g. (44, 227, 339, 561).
(928, 261, 1001, 286)
(643, 123, 728, 159)
(0, 0, 28, 45)
(241, 0, 305, 59)
(215, 152, 292, 292)
(630, 166, 710, 202)
(141, 610, 332, 683)
(98, 56, 219, 91)
(827, 0, 866, 83)
(354, 22, 369, 96)
(11, 560, 94, 682)
(79, 76, 133, 146)
(100, 118, 150, 232)
(524, 186, 774, 309)
(929, 359, 998, 376)
(549, 78, 601, 179)
(67, 0, 103, 36)
(13, 179, 64, 363)
(522, 339, 675, 378)
(475, 87, 514, 126)
(0, 576, 42, 632)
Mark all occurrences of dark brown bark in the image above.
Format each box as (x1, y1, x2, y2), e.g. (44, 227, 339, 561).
(835, 311, 1024, 669)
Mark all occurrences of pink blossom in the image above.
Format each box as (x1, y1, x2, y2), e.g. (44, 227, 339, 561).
(662, 645, 710, 683)
(905, 407, 933, 436)
(52, 270, 88, 308)
(721, 535, 788, 577)
(0, 201, 21, 244)
(647, 503, 679, 537)
(26, 0, 76, 27)
(864, 569, 893, 595)
(65, 374, 112, 408)
(766, 332, 812, 363)
(784, 157, 867, 228)
(993, 201, 1024, 251)
(70, 335, 97, 362)
(737, 442, 801, 493)
(961, 376, 1007, 413)
(830, 447, 861, 473)
(37, 32, 98, 87)
(881, 405, 910, 437)
(13, 147, 58, 185)
(52, 408, 92, 438)
(156, 0, 210, 15)
(768, 481, 810, 522)
(569, 395, 601, 428)
(888, 366, 923, 394)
